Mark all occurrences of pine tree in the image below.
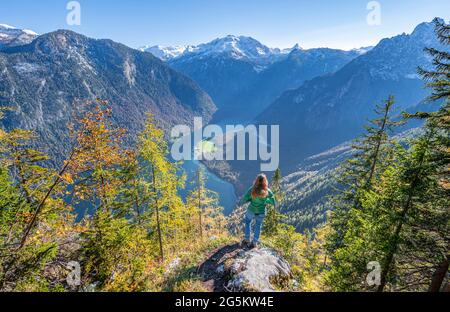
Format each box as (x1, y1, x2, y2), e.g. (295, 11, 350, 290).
(415, 18, 449, 193)
(401, 18, 450, 292)
(326, 96, 402, 290)
(263, 168, 284, 236)
(326, 20, 450, 292)
(373, 130, 436, 291)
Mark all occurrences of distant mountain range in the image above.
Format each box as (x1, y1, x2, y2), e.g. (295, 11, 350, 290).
(256, 19, 447, 171)
(142, 35, 369, 122)
(0, 24, 38, 49)
(0, 28, 215, 163)
(140, 35, 297, 64)
(139, 45, 193, 61)
(199, 19, 447, 197)
(1, 19, 447, 209)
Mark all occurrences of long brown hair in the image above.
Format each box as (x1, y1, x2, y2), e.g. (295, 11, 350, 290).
(252, 174, 269, 198)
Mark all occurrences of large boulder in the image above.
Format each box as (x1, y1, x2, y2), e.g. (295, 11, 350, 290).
(224, 248, 291, 292)
(199, 244, 291, 292)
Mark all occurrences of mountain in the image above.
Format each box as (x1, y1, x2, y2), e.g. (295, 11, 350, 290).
(0, 24, 38, 49)
(167, 36, 271, 120)
(214, 47, 361, 121)
(168, 35, 361, 122)
(144, 35, 288, 64)
(280, 141, 352, 230)
(171, 35, 286, 66)
(256, 19, 447, 172)
(139, 45, 193, 61)
(0, 30, 216, 162)
(279, 128, 422, 231)
(201, 19, 446, 198)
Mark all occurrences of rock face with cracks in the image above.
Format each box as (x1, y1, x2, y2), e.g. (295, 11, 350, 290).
(226, 248, 291, 292)
(199, 244, 291, 292)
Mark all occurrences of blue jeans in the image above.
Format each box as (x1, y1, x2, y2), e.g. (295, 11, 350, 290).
(244, 210, 265, 243)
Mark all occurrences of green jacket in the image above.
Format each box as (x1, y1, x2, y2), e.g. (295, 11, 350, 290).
(241, 187, 276, 215)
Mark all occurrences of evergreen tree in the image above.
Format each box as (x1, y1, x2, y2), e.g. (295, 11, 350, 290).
(326, 96, 402, 290)
(402, 18, 450, 292)
(263, 168, 285, 236)
(327, 20, 450, 292)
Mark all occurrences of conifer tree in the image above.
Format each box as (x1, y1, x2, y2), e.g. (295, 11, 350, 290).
(186, 168, 222, 241)
(0, 117, 76, 290)
(138, 114, 185, 261)
(263, 168, 284, 236)
(399, 18, 450, 292)
(326, 96, 402, 290)
(327, 96, 400, 248)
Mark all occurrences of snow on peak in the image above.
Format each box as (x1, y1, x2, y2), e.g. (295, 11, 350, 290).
(351, 46, 374, 55)
(0, 23, 38, 47)
(0, 23, 38, 35)
(191, 35, 278, 60)
(140, 45, 192, 61)
(281, 44, 301, 54)
(140, 35, 287, 63)
(0, 23, 16, 30)
(23, 29, 38, 36)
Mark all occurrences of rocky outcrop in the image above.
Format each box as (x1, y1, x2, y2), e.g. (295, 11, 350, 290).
(198, 243, 292, 292)
(224, 247, 291, 292)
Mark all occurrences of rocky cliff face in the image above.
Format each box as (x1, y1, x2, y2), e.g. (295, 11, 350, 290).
(0, 30, 216, 162)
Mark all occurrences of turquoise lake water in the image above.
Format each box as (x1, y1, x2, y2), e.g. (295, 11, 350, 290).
(180, 158, 237, 216)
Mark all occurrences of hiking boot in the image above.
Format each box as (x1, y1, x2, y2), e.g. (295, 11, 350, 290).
(250, 241, 260, 249)
(240, 239, 250, 248)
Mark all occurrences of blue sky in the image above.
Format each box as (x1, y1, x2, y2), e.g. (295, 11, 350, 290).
(1, 0, 449, 50)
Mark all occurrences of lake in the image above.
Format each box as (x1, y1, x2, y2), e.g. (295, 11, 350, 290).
(180, 158, 237, 216)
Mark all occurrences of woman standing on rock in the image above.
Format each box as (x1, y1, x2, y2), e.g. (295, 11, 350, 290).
(240, 173, 276, 249)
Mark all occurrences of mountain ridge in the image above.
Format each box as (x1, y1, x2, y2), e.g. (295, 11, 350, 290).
(256, 19, 447, 170)
(0, 23, 38, 49)
(0, 29, 216, 163)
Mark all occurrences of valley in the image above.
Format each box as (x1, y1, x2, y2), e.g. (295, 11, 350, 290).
(1, 19, 446, 228)
(0, 4, 448, 293)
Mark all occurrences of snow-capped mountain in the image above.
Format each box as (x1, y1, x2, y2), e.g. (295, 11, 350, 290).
(163, 35, 297, 116)
(256, 18, 448, 172)
(139, 45, 193, 61)
(168, 35, 361, 121)
(182, 35, 281, 64)
(351, 46, 374, 55)
(142, 35, 295, 65)
(214, 47, 361, 121)
(0, 23, 38, 48)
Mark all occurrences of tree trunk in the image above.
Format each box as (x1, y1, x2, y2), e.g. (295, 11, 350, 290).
(377, 143, 425, 292)
(198, 171, 203, 240)
(429, 258, 449, 292)
(365, 101, 390, 188)
(19, 148, 76, 249)
(152, 165, 164, 262)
